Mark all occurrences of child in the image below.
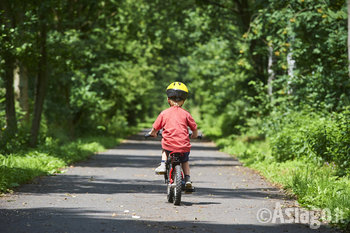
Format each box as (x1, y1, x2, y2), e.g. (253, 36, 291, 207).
(148, 81, 198, 188)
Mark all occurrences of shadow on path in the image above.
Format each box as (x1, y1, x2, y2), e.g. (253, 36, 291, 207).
(19, 174, 284, 201)
(0, 207, 337, 233)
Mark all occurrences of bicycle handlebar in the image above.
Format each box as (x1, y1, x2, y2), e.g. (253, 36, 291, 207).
(144, 131, 202, 139)
(144, 130, 162, 138)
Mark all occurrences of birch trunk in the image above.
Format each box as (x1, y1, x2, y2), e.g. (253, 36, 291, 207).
(267, 46, 275, 98)
(14, 62, 20, 100)
(287, 47, 295, 95)
(19, 65, 30, 122)
(13, 62, 30, 123)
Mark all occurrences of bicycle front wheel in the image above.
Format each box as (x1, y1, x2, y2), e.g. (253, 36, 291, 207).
(167, 164, 174, 203)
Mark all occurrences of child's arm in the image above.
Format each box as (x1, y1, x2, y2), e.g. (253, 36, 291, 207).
(148, 128, 158, 137)
(191, 129, 198, 139)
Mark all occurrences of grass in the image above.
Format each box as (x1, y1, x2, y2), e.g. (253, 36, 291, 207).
(211, 134, 350, 229)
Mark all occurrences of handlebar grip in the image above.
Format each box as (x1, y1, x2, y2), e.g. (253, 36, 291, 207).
(189, 134, 202, 139)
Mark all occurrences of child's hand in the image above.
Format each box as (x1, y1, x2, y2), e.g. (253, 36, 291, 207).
(191, 129, 198, 139)
(149, 128, 158, 137)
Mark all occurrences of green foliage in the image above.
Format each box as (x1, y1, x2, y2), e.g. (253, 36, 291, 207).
(306, 109, 350, 175)
(246, 0, 349, 111)
(43, 0, 160, 135)
(289, 165, 350, 227)
(268, 111, 318, 162)
(265, 108, 350, 175)
(182, 36, 253, 136)
(1, 0, 350, 228)
(2, 0, 345, 150)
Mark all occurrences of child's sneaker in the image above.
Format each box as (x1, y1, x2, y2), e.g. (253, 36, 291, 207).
(185, 176, 193, 190)
(185, 181, 192, 189)
(155, 163, 166, 175)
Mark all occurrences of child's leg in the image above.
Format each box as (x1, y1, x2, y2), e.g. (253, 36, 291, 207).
(155, 150, 167, 174)
(181, 153, 192, 185)
(182, 161, 190, 176)
(182, 162, 192, 187)
(161, 149, 167, 161)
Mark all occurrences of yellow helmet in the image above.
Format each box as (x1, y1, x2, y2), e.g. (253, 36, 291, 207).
(166, 82, 188, 101)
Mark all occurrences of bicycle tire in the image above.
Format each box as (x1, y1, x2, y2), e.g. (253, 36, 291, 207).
(167, 164, 174, 203)
(173, 164, 182, 205)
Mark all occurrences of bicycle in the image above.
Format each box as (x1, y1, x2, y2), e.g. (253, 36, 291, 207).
(145, 131, 201, 205)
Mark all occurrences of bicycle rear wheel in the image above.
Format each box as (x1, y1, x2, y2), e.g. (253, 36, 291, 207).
(173, 164, 182, 205)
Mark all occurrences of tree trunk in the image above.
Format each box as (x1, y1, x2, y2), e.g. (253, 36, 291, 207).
(1, 0, 17, 138)
(19, 64, 30, 123)
(267, 45, 275, 99)
(287, 50, 295, 95)
(14, 61, 20, 100)
(234, 0, 252, 32)
(4, 51, 18, 137)
(30, 18, 48, 147)
(287, 22, 295, 95)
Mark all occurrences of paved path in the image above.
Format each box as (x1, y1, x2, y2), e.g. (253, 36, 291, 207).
(0, 130, 339, 233)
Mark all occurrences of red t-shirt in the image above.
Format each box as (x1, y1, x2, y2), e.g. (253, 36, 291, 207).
(153, 106, 197, 152)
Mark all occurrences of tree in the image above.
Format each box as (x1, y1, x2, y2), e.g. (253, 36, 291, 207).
(30, 4, 48, 146)
(0, 1, 19, 138)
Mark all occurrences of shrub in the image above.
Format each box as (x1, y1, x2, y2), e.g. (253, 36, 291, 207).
(268, 108, 350, 174)
(306, 109, 350, 174)
(268, 111, 316, 162)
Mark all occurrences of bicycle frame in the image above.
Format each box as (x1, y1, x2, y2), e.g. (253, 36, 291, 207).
(165, 152, 184, 185)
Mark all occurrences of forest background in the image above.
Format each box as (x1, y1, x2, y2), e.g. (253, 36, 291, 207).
(1, 0, 349, 229)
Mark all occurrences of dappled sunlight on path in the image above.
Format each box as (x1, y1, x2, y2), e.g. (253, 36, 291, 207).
(0, 130, 339, 232)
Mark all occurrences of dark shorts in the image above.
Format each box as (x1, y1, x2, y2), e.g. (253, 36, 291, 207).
(164, 150, 190, 163)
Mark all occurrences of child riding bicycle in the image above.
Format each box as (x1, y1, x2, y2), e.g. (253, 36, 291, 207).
(148, 81, 198, 189)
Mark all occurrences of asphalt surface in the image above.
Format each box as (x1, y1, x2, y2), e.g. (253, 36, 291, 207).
(0, 130, 340, 233)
